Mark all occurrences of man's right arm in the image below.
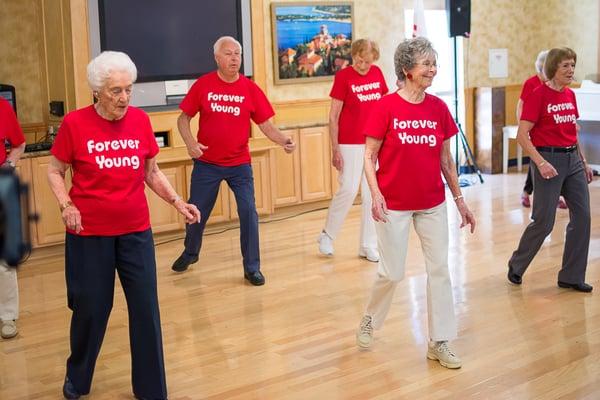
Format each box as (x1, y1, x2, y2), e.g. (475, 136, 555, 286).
(177, 112, 207, 159)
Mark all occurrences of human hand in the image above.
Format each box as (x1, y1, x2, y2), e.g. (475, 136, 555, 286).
(62, 205, 83, 233)
(332, 147, 343, 172)
(455, 199, 476, 233)
(538, 160, 558, 180)
(371, 192, 388, 223)
(187, 142, 208, 159)
(283, 137, 296, 154)
(174, 199, 201, 223)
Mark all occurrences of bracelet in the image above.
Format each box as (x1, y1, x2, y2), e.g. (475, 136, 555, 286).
(60, 200, 73, 212)
(453, 195, 463, 201)
(538, 161, 546, 167)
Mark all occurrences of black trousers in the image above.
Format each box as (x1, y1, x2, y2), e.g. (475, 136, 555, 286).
(509, 150, 591, 284)
(65, 229, 167, 399)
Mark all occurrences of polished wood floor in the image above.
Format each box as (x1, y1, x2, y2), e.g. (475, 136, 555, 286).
(2, 172, 600, 400)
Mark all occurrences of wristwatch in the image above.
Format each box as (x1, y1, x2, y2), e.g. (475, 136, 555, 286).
(60, 200, 73, 212)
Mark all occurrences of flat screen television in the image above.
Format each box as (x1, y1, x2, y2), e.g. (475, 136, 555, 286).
(88, 0, 253, 107)
(0, 84, 17, 115)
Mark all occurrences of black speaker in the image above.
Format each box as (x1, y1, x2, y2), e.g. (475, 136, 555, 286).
(446, 0, 471, 37)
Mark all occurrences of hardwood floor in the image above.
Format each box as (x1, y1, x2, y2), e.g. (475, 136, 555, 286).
(2, 172, 599, 399)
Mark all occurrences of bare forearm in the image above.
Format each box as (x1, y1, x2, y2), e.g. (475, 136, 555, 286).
(364, 149, 380, 196)
(47, 169, 71, 205)
(145, 169, 180, 204)
(258, 121, 287, 146)
(177, 113, 197, 147)
(441, 154, 462, 199)
(7, 143, 25, 165)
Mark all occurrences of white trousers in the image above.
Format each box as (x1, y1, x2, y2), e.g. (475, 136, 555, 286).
(365, 202, 457, 341)
(0, 261, 19, 321)
(323, 144, 377, 250)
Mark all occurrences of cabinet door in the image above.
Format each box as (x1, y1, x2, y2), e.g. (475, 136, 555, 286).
(146, 165, 185, 233)
(30, 156, 72, 246)
(299, 126, 332, 202)
(184, 162, 230, 225)
(229, 151, 273, 219)
(273, 130, 301, 207)
(14, 158, 38, 248)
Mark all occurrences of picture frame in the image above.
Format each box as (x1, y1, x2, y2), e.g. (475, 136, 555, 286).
(270, 2, 354, 85)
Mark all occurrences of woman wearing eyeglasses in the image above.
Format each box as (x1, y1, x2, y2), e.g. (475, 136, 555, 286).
(355, 37, 476, 370)
(47, 51, 200, 399)
(508, 47, 593, 292)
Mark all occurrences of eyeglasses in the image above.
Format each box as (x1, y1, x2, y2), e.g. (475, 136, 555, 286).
(107, 87, 133, 98)
(417, 60, 438, 69)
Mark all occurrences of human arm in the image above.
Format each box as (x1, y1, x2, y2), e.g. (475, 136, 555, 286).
(440, 139, 476, 233)
(329, 98, 344, 171)
(364, 136, 387, 222)
(576, 139, 593, 183)
(516, 119, 558, 179)
(257, 119, 296, 153)
(144, 157, 200, 223)
(177, 112, 208, 159)
(47, 156, 83, 233)
(516, 99, 524, 121)
(1, 142, 25, 169)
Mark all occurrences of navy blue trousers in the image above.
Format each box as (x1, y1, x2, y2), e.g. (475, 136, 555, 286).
(65, 229, 167, 399)
(183, 160, 260, 273)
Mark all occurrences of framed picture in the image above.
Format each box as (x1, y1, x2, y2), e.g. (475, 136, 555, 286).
(271, 2, 354, 85)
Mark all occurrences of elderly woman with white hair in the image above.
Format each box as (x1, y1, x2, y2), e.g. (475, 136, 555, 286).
(355, 37, 476, 369)
(47, 51, 200, 399)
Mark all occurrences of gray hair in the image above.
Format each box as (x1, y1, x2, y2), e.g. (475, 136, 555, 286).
(394, 37, 437, 82)
(213, 36, 242, 54)
(87, 51, 137, 91)
(534, 50, 549, 75)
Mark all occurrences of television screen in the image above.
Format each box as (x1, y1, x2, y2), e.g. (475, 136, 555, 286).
(0, 85, 17, 114)
(98, 0, 244, 82)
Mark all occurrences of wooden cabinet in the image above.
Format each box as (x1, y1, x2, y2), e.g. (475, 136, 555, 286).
(273, 130, 301, 207)
(14, 158, 37, 247)
(299, 126, 332, 202)
(29, 156, 72, 246)
(145, 165, 186, 233)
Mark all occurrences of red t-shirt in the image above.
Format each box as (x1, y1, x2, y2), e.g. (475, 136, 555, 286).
(519, 75, 543, 101)
(51, 105, 159, 236)
(0, 97, 25, 164)
(330, 65, 389, 144)
(180, 71, 275, 166)
(521, 84, 579, 147)
(365, 93, 457, 211)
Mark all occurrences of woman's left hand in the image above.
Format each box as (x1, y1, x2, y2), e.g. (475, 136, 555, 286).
(456, 198, 476, 233)
(174, 199, 201, 224)
(584, 163, 594, 183)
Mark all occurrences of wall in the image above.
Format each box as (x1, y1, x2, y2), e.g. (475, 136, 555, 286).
(0, 0, 46, 124)
(467, 0, 599, 88)
(258, 0, 406, 102)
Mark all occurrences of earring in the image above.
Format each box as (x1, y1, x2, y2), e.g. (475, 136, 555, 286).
(407, 73, 413, 80)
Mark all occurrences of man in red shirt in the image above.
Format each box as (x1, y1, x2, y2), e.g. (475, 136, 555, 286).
(171, 36, 296, 286)
(0, 96, 26, 340)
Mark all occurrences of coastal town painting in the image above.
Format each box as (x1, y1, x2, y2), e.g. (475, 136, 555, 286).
(271, 2, 354, 84)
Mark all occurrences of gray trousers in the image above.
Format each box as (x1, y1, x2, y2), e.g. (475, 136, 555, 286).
(509, 149, 591, 284)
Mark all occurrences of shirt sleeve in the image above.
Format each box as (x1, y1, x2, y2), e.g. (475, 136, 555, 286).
(378, 68, 389, 95)
(143, 112, 160, 159)
(569, 89, 580, 119)
(441, 100, 459, 140)
(519, 78, 535, 101)
(249, 82, 275, 125)
(329, 70, 347, 101)
(0, 99, 25, 147)
(520, 87, 543, 123)
(179, 79, 202, 117)
(50, 115, 74, 163)
(364, 98, 389, 140)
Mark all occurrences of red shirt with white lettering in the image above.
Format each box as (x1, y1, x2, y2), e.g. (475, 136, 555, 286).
(180, 71, 275, 166)
(519, 74, 543, 101)
(330, 65, 389, 144)
(51, 105, 159, 236)
(521, 84, 578, 147)
(0, 97, 25, 164)
(365, 93, 457, 211)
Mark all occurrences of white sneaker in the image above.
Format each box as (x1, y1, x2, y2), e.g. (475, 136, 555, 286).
(359, 247, 379, 262)
(427, 341, 462, 369)
(1, 320, 18, 339)
(356, 315, 373, 348)
(318, 231, 334, 256)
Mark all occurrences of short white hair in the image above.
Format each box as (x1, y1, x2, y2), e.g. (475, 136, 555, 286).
(213, 36, 242, 54)
(87, 51, 137, 91)
(535, 50, 549, 75)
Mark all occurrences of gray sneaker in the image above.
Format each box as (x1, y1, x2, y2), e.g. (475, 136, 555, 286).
(1, 320, 18, 339)
(427, 341, 462, 369)
(356, 315, 373, 348)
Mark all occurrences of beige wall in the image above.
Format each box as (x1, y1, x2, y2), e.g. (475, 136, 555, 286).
(467, 0, 599, 88)
(0, 0, 45, 124)
(260, 0, 406, 102)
